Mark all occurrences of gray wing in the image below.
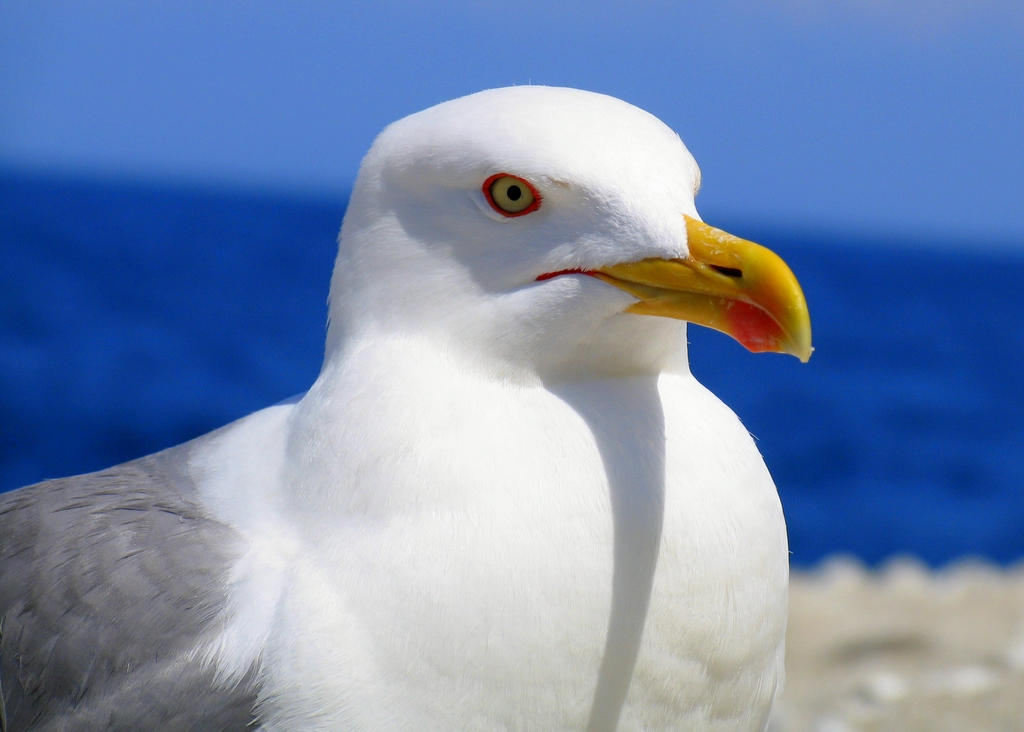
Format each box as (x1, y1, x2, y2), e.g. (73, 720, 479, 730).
(0, 443, 261, 732)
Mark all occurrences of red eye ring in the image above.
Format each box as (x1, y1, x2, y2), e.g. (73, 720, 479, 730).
(482, 173, 542, 217)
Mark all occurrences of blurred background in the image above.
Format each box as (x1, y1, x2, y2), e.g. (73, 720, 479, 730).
(2, 0, 1022, 566)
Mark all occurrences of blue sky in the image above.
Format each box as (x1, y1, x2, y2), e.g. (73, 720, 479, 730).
(2, 1, 1022, 242)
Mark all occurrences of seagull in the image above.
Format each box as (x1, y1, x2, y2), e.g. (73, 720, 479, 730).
(0, 86, 811, 732)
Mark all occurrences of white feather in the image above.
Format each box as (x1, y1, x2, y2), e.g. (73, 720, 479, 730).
(190, 86, 788, 731)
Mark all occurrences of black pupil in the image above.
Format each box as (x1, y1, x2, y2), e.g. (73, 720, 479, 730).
(506, 184, 522, 201)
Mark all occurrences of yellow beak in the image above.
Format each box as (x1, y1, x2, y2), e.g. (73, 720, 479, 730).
(593, 216, 813, 362)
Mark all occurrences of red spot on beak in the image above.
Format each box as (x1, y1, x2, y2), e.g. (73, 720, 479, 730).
(725, 300, 786, 354)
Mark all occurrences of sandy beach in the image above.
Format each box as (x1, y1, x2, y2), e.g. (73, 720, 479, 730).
(773, 558, 1024, 731)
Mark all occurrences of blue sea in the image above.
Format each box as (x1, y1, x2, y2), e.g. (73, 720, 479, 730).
(2, 170, 1022, 566)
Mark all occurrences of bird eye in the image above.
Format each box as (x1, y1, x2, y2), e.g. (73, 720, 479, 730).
(483, 174, 541, 217)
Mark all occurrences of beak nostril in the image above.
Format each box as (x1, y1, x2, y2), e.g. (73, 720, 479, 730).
(710, 265, 743, 278)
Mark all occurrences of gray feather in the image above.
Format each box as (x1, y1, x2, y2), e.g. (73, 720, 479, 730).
(0, 443, 261, 731)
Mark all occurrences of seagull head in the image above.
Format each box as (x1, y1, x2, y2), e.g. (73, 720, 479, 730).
(327, 86, 811, 382)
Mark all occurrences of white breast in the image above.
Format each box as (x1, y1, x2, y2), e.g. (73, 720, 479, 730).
(192, 339, 787, 731)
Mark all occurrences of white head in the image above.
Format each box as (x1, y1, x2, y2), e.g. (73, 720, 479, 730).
(326, 86, 809, 383)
